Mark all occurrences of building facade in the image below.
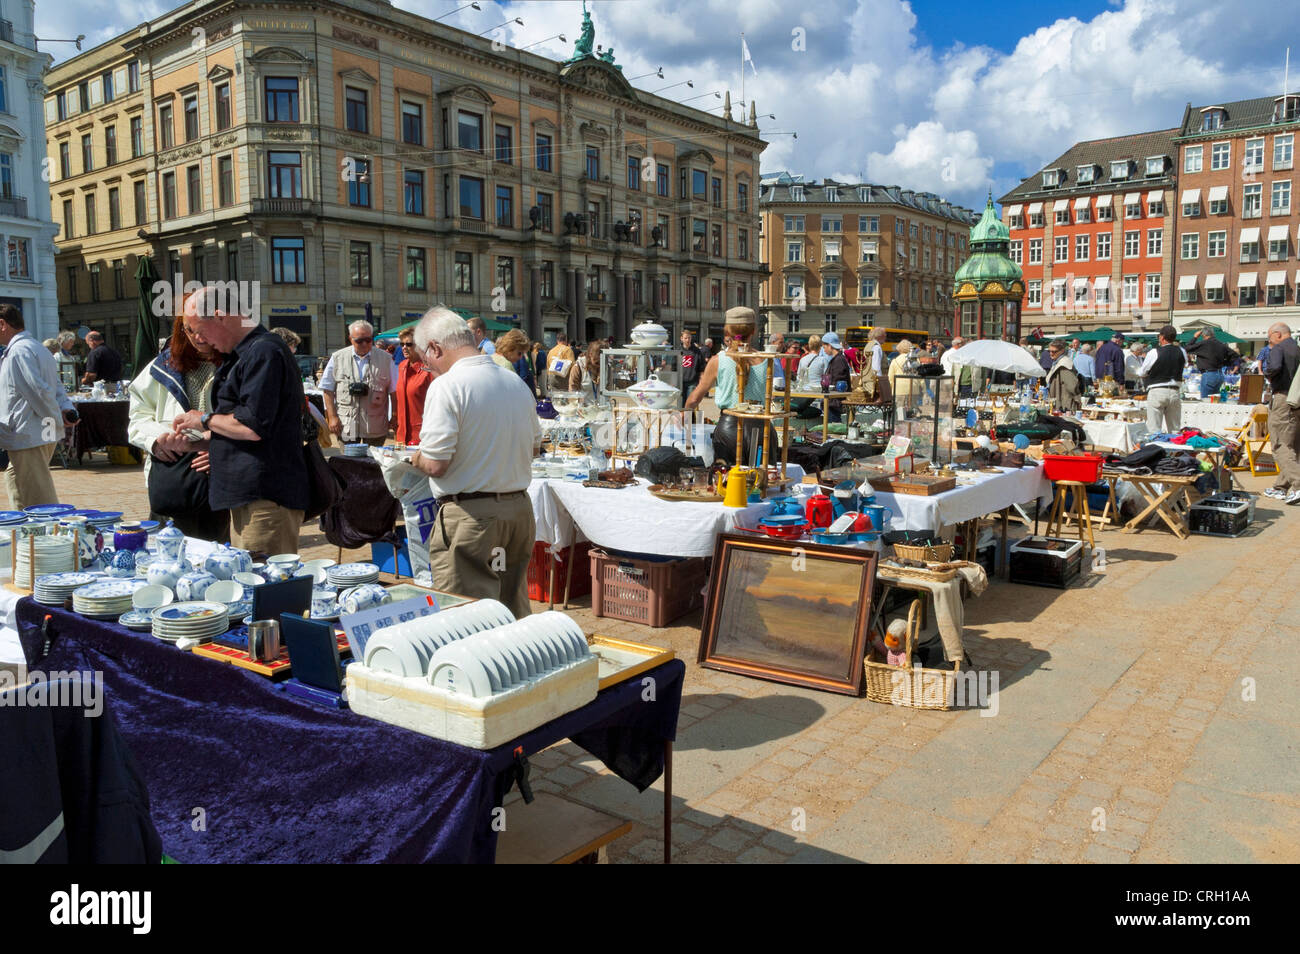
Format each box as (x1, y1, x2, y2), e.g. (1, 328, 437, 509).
(1170, 94, 1300, 340)
(44, 0, 766, 358)
(999, 130, 1177, 339)
(758, 176, 973, 339)
(0, 0, 58, 340)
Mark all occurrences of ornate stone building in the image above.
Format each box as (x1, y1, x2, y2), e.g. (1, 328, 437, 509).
(44, 0, 766, 356)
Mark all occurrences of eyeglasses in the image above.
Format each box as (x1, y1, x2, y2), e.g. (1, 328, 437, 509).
(352, 337, 373, 344)
(400, 340, 415, 348)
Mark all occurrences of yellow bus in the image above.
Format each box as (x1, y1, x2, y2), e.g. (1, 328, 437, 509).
(842, 326, 919, 350)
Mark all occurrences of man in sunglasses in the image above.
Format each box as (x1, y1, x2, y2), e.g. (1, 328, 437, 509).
(320, 319, 397, 446)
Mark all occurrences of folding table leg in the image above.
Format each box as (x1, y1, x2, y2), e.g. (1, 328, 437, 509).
(663, 741, 673, 864)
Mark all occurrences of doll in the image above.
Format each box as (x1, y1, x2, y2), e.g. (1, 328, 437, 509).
(884, 618, 909, 667)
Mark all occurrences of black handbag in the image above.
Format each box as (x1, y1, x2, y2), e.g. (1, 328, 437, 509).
(147, 451, 210, 515)
(303, 440, 346, 522)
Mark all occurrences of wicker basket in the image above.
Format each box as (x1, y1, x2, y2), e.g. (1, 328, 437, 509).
(891, 541, 954, 563)
(864, 600, 960, 710)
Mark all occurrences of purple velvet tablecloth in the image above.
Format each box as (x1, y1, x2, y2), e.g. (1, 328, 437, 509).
(17, 599, 683, 864)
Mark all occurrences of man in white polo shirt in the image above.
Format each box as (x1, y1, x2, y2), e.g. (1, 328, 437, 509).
(409, 306, 540, 617)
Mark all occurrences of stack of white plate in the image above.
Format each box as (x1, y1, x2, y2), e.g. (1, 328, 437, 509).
(427, 612, 591, 698)
(15, 535, 77, 588)
(150, 602, 231, 642)
(72, 579, 149, 618)
(364, 600, 515, 678)
(33, 571, 105, 605)
(327, 562, 380, 587)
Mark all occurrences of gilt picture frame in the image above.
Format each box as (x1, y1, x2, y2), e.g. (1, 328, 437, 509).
(697, 533, 877, 696)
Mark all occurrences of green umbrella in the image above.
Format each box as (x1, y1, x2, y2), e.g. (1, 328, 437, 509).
(1178, 327, 1245, 344)
(133, 255, 161, 373)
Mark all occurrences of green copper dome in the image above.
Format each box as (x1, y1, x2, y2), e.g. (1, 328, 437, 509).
(953, 193, 1022, 292)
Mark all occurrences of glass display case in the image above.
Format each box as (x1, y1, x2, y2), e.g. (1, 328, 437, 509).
(600, 348, 683, 400)
(893, 374, 956, 463)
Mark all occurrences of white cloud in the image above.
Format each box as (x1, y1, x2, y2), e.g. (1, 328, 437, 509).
(867, 121, 991, 198)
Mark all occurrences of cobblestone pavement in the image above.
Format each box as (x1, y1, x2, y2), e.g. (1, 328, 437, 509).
(47, 455, 1300, 864)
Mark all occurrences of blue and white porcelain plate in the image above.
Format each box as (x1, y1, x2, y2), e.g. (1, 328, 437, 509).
(328, 562, 380, 581)
(140, 520, 161, 533)
(118, 610, 154, 631)
(153, 601, 227, 621)
(0, 510, 27, 523)
(76, 579, 147, 600)
(36, 572, 102, 587)
(23, 504, 77, 517)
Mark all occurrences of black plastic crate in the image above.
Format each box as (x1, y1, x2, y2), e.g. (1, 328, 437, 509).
(1189, 498, 1250, 537)
(1009, 537, 1083, 588)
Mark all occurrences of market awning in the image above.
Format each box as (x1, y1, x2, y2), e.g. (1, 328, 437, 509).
(1178, 274, 1198, 290)
(1146, 189, 1163, 204)
(1095, 194, 1113, 208)
(1267, 270, 1287, 286)
(1123, 192, 1140, 204)
(1240, 227, 1260, 243)
(1208, 185, 1229, 202)
(1205, 273, 1225, 290)
(1238, 272, 1257, 286)
(1180, 188, 1201, 204)
(1005, 204, 1022, 216)
(1094, 275, 1110, 289)
(1073, 197, 1090, 209)
(1268, 225, 1290, 242)
(1027, 202, 1043, 214)
(1053, 199, 1070, 211)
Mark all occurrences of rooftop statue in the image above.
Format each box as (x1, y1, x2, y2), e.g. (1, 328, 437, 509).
(567, 1, 595, 62)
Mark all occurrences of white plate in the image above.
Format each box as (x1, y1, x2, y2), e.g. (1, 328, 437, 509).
(479, 631, 525, 687)
(427, 646, 493, 697)
(363, 632, 423, 678)
(518, 617, 568, 666)
(132, 584, 175, 610)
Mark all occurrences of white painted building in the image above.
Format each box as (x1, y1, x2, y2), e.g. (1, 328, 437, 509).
(0, 0, 57, 339)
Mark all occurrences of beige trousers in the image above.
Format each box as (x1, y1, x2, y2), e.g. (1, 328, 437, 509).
(4, 444, 58, 511)
(230, 499, 303, 559)
(1268, 394, 1300, 491)
(429, 494, 536, 619)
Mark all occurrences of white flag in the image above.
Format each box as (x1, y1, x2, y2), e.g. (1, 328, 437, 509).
(742, 36, 757, 76)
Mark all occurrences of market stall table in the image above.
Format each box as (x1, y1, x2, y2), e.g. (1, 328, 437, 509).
(69, 397, 131, 462)
(1180, 401, 1258, 436)
(1081, 418, 1147, 453)
(864, 465, 1053, 537)
(15, 599, 684, 863)
(1101, 470, 1203, 539)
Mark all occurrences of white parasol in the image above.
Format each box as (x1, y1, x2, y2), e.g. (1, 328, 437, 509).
(944, 339, 1045, 378)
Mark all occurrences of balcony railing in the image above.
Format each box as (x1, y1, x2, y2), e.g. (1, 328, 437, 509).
(0, 195, 28, 218)
(252, 198, 315, 215)
(454, 217, 487, 234)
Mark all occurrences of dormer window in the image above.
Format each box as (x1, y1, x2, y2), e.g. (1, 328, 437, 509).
(1201, 108, 1224, 132)
(825, 188, 838, 202)
(1144, 156, 1166, 177)
(1274, 95, 1300, 122)
(1110, 160, 1131, 180)
(1076, 164, 1096, 184)
(1042, 168, 1063, 188)
(790, 185, 805, 201)
(857, 186, 870, 202)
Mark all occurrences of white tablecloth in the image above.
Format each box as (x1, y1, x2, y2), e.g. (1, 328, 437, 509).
(1082, 419, 1148, 453)
(1180, 401, 1256, 435)
(861, 465, 1053, 534)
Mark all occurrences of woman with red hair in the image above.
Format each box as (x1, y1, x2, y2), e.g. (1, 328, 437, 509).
(127, 306, 230, 541)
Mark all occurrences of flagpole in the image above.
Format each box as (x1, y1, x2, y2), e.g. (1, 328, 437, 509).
(740, 33, 745, 117)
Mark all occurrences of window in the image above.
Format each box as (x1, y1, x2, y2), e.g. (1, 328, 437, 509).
(1147, 228, 1162, 256)
(1029, 238, 1042, 264)
(685, 277, 697, 307)
(657, 276, 670, 307)
(1211, 142, 1230, 170)
(785, 276, 803, 302)
(586, 146, 600, 180)
(822, 237, 840, 262)
(268, 151, 302, 198)
(184, 95, 199, 141)
(1209, 193, 1228, 215)
(113, 260, 125, 299)
(345, 87, 368, 133)
(405, 247, 427, 291)
(214, 83, 231, 131)
(1244, 137, 1265, 173)
(1202, 109, 1222, 131)
(404, 170, 425, 215)
(1145, 156, 1165, 176)
(1148, 197, 1164, 217)
(1067, 234, 1086, 261)
(458, 176, 483, 219)
(127, 61, 140, 93)
(1243, 183, 1262, 218)
(1055, 206, 1070, 225)
(402, 102, 422, 144)
(1240, 282, 1257, 306)
(1184, 146, 1203, 173)
(78, 81, 89, 114)
(67, 266, 78, 304)
(1124, 198, 1141, 218)
(1029, 208, 1044, 227)
(627, 156, 640, 190)
(690, 218, 706, 252)
(270, 237, 305, 284)
(909, 246, 917, 267)
(157, 103, 174, 149)
(56, 141, 69, 180)
(909, 223, 919, 239)
(496, 256, 514, 297)
(588, 200, 601, 239)
(1206, 282, 1225, 303)
(1077, 205, 1092, 224)
(83, 194, 96, 234)
(791, 184, 805, 201)
(265, 77, 299, 122)
(785, 241, 802, 262)
(1269, 236, 1288, 261)
(490, 123, 512, 164)
(108, 186, 120, 230)
(784, 215, 805, 232)
(81, 134, 93, 172)
(130, 116, 143, 158)
(186, 164, 201, 213)
(1207, 230, 1227, 257)
(1268, 280, 1286, 306)
(537, 192, 553, 232)
(1183, 196, 1200, 218)
(1027, 280, 1042, 306)
(191, 246, 205, 284)
(1181, 233, 1199, 259)
(895, 220, 904, 235)
(1097, 232, 1111, 259)
(711, 176, 722, 207)
(859, 277, 877, 299)
(1042, 169, 1062, 187)
(349, 241, 371, 287)
(1096, 203, 1113, 222)
(98, 69, 112, 105)
(454, 251, 472, 292)
(1272, 180, 1291, 215)
(162, 171, 176, 218)
(1276, 134, 1294, 170)
(860, 239, 878, 262)
(656, 163, 669, 196)
(738, 182, 749, 212)
(1073, 281, 1089, 306)
(1241, 237, 1260, 263)
(860, 216, 879, 233)
(1054, 236, 1068, 262)
(1142, 274, 1161, 303)
(495, 185, 512, 226)
(539, 261, 554, 298)
(691, 169, 706, 198)
(711, 279, 723, 310)
(105, 127, 117, 165)
(1124, 230, 1140, 257)
(457, 111, 482, 150)
(56, 92, 66, 121)
(1110, 160, 1130, 180)
(739, 228, 749, 260)
(1077, 164, 1095, 183)
(1123, 275, 1138, 303)
(656, 213, 669, 249)
(535, 133, 552, 172)
(1051, 280, 1067, 305)
(134, 179, 147, 225)
(347, 157, 370, 207)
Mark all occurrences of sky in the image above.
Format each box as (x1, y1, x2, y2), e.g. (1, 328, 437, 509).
(34, 0, 1300, 211)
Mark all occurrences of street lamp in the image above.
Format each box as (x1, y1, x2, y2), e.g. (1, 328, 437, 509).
(517, 33, 565, 50)
(656, 80, 693, 93)
(629, 67, 664, 81)
(480, 17, 524, 35)
(35, 34, 85, 50)
(679, 90, 721, 104)
(434, 2, 479, 22)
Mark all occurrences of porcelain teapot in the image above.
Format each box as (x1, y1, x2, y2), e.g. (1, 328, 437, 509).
(155, 521, 187, 563)
(629, 321, 669, 348)
(625, 373, 680, 410)
(146, 560, 187, 591)
(176, 570, 218, 602)
(204, 544, 251, 580)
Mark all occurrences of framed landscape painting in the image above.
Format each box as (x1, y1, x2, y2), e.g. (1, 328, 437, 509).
(697, 533, 877, 695)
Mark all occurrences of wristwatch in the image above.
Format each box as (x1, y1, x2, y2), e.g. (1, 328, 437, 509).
(200, 412, 213, 429)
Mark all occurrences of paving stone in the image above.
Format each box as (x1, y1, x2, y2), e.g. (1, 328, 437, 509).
(1082, 844, 1133, 864)
(707, 826, 755, 853)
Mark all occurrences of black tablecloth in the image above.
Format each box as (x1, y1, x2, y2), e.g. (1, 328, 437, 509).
(16, 599, 683, 863)
(321, 455, 402, 549)
(72, 400, 131, 460)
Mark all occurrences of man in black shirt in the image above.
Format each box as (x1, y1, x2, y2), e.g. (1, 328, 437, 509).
(679, 330, 706, 393)
(1185, 328, 1233, 398)
(172, 292, 308, 557)
(81, 331, 123, 387)
(1261, 322, 1300, 503)
(1141, 325, 1186, 434)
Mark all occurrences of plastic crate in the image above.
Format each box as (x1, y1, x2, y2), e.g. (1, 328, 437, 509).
(1041, 453, 1105, 483)
(1207, 490, 1256, 524)
(1009, 537, 1083, 589)
(1189, 498, 1250, 538)
(527, 540, 593, 603)
(589, 549, 709, 627)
